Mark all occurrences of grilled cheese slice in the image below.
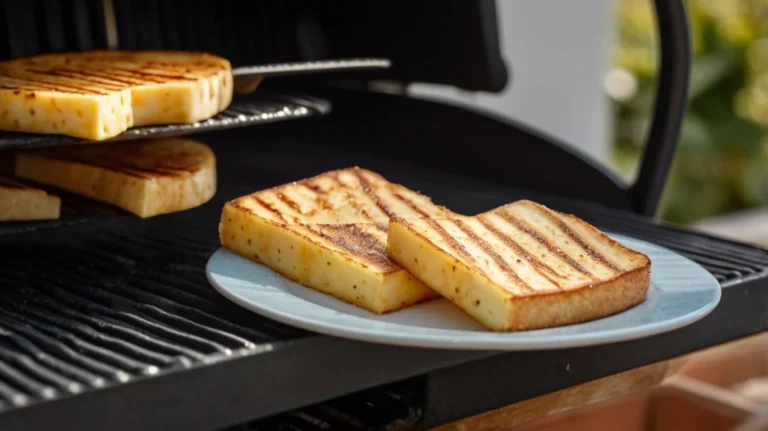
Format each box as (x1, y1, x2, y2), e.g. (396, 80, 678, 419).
(0, 176, 60, 221)
(387, 200, 651, 331)
(0, 50, 233, 140)
(220, 167, 445, 314)
(14, 138, 216, 218)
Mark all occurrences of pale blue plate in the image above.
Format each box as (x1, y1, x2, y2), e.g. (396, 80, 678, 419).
(206, 234, 721, 350)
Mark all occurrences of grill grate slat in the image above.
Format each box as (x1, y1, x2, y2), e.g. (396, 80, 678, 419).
(0, 379, 28, 408)
(0, 285, 181, 366)
(0, 311, 157, 375)
(5, 263, 238, 357)
(0, 358, 57, 401)
(0, 341, 84, 395)
(3, 333, 106, 388)
(0, 315, 131, 384)
(13, 286, 201, 362)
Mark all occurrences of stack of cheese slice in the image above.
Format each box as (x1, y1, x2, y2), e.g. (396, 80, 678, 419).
(0, 50, 233, 140)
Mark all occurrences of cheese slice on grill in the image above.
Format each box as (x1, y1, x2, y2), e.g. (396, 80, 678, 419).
(220, 167, 445, 314)
(0, 50, 233, 140)
(387, 200, 651, 331)
(0, 176, 60, 221)
(14, 138, 216, 218)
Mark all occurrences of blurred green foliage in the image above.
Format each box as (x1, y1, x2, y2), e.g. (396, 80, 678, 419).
(613, 0, 768, 223)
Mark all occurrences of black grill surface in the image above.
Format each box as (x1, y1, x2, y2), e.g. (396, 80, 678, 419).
(1, 133, 767, 430)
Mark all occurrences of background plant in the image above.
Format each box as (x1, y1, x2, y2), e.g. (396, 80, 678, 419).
(613, 0, 768, 223)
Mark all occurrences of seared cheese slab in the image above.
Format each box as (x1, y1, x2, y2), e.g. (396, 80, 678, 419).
(220, 167, 445, 314)
(0, 50, 233, 140)
(0, 176, 60, 221)
(14, 138, 216, 218)
(387, 200, 651, 331)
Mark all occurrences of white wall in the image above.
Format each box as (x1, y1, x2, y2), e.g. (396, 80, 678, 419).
(409, 0, 615, 165)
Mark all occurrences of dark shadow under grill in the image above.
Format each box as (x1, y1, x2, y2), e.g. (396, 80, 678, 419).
(0, 131, 766, 430)
(229, 380, 423, 431)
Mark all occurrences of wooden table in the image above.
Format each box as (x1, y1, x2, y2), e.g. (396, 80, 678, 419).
(432, 332, 768, 430)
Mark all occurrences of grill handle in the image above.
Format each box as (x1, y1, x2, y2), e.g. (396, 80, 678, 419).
(629, 0, 691, 217)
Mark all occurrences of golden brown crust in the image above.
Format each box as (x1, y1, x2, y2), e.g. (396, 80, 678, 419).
(501, 265, 651, 331)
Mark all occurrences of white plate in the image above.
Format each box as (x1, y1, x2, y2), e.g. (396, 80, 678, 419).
(206, 234, 721, 350)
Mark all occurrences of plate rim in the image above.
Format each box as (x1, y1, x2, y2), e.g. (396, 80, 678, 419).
(206, 234, 722, 351)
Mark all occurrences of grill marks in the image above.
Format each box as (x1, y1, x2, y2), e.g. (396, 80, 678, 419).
(494, 209, 594, 277)
(423, 218, 477, 266)
(393, 192, 429, 217)
(546, 211, 621, 271)
(29, 143, 208, 180)
(32, 68, 149, 89)
(276, 192, 301, 215)
(353, 169, 443, 221)
(402, 201, 635, 294)
(315, 224, 398, 272)
(0, 52, 227, 96)
(0, 75, 104, 95)
(326, 170, 379, 222)
(476, 216, 562, 289)
(231, 167, 447, 273)
(0, 71, 111, 95)
(252, 196, 287, 223)
(452, 218, 534, 292)
(27, 69, 125, 91)
(352, 169, 393, 218)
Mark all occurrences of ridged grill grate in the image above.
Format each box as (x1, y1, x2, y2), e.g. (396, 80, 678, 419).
(0, 216, 304, 410)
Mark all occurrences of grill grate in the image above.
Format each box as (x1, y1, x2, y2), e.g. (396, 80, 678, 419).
(0, 217, 303, 410)
(0, 139, 767, 429)
(0, 90, 330, 150)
